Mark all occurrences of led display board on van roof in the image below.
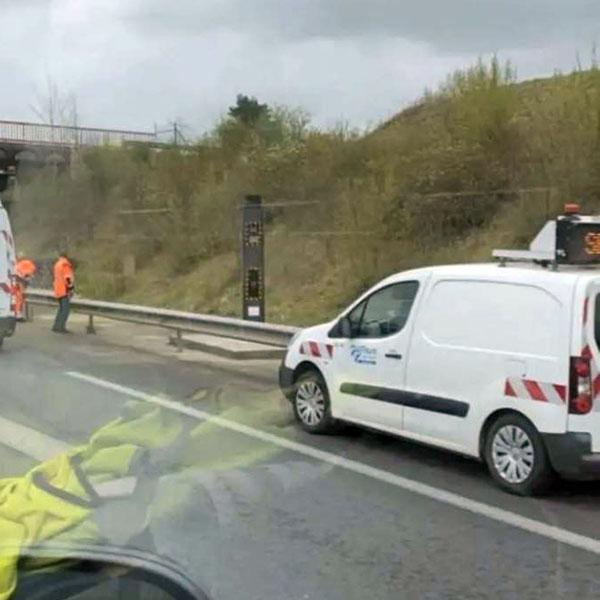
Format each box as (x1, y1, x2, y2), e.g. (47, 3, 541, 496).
(556, 217, 600, 264)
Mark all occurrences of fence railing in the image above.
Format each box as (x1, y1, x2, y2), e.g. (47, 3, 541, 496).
(0, 120, 156, 148)
(26, 290, 298, 348)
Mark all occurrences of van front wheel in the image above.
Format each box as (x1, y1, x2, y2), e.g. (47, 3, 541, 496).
(484, 414, 553, 496)
(293, 371, 337, 434)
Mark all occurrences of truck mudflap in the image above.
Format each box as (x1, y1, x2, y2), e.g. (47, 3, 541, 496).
(542, 432, 600, 479)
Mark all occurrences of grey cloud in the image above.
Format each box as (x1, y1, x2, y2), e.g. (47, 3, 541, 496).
(124, 0, 599, 53)
(0, 0, 594, 134)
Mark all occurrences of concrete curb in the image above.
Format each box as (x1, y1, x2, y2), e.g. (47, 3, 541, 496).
(168, 332, 286, 361)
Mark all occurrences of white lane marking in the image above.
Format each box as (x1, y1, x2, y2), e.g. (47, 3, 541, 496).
(0, 415, 69, 461)
(66, 370, 600, 555)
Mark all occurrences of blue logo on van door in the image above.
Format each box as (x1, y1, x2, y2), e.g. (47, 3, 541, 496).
(350, 345, 377, 365)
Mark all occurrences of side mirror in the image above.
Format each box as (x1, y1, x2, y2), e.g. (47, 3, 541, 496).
(339, 316, 353, 338)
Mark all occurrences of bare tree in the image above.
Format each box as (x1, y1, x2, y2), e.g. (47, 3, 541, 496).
(30, 77, 79, 127)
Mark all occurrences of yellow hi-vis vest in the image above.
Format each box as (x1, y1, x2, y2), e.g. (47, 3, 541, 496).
(0, 401, 185, 600)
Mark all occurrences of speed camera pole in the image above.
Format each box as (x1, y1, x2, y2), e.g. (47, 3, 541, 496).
(241, 195, 265, 322)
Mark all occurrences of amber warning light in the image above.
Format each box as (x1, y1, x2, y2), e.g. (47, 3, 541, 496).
(564, 203, 581, 215)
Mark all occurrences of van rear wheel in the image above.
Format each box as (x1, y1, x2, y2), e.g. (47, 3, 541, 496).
(484, 414, 553, 496)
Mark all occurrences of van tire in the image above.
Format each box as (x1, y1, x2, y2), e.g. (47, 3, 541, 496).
(292, 371, 337, 434)
(484, 413, 553, 496)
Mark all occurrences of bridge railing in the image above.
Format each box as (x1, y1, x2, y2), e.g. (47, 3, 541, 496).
(0, 120, 156, 148)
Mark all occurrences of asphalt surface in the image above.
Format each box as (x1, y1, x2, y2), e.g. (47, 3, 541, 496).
(3, 311, 600, 599)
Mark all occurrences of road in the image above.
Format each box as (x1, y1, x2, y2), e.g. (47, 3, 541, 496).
(3, 310, 600, 599)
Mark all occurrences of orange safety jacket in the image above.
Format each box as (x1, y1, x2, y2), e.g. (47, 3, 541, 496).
(53, 257, 74, 299)
(16, 259, 36, 280)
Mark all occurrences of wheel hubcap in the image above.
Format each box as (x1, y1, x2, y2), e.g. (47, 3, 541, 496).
(492, 425, 535, 484)
(295, 381, 325, 426)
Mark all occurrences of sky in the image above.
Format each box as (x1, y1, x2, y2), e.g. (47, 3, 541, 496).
(1, 0, 598, 136)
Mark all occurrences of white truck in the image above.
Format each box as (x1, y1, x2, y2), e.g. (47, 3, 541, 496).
(0, 200, 16, 347)
(279, 205, 600, 495)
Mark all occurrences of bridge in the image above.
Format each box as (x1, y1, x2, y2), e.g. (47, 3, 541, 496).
(0, 119, 157, 170)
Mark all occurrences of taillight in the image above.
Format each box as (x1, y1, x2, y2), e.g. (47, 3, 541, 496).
(570, 356, 593, 414)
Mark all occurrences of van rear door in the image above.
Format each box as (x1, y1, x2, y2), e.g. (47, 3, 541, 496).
(0, 207, 14, 319)
(571, 280, 600, 452)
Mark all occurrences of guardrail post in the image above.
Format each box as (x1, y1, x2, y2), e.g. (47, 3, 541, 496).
(25, 302, 33, 322)
(175, 328, 183, 353)
(86, 314, 96, 335)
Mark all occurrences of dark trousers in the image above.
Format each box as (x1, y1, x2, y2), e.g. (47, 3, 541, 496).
(52, 296, 70, 332)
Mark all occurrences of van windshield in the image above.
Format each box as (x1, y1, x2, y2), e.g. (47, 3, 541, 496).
(4, 2, 600, 599)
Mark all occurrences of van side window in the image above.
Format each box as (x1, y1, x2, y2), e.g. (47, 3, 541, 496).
(347, 299, 367, 337)
(356, 281, 419, 338)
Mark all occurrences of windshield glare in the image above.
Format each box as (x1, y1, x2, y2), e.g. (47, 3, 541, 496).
(1, 2, 600, 599)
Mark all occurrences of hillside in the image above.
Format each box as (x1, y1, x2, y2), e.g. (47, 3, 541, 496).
(11, 60, 600, 325)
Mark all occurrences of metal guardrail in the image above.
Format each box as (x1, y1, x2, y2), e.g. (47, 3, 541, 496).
(0, 120, 156, 148)
(26, 289, 298, 348)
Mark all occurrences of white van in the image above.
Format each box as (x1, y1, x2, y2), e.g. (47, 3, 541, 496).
(0, 200, 16, 346)
(279, 208, 600, 495)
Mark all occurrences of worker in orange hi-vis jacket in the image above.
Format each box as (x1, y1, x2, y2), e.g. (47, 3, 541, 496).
(52, 252, 74, 334)
(14, 255, 37, 322)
